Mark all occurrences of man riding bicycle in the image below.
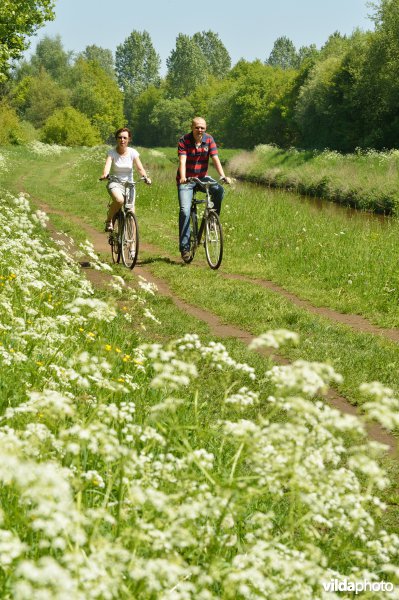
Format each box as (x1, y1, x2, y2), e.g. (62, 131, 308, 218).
(177, 117, 231, 262)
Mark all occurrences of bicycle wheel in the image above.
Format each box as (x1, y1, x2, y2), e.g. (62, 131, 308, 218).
(205, 211, 223, 269)
(121, 211, 139, 269)
(186, 209, 197, 263)
(110, 214, 121, 264)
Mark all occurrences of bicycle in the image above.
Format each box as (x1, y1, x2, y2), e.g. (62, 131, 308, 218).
(185, 176, 224, 270)
(100, 175, 145, 269)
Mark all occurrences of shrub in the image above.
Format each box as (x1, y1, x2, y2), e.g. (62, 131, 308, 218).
(0, 101, 38, 145)
(41, 106, 101, 146)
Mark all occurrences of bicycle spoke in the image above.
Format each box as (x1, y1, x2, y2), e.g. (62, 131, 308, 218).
(205, 212, 223, 269)
(110, 216, 121, 264)
(121, 212, 139, 269)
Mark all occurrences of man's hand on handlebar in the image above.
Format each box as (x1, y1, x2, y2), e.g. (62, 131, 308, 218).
(143, 176, 152, 185)
(99, 175, 109, 181)
(221, 176, 232, 185)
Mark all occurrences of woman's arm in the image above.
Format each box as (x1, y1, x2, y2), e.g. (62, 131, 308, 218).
(134, 156, 151, 184)
(100, 155, 112, 179)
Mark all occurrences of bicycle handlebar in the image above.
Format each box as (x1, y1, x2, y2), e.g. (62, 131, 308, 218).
(99, 175, 151, 184)
(187, 176, 226, 187)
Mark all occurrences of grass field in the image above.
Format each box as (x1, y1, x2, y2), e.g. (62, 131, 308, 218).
(4, 143, 399, 405)
(0, 142, 399, 598)
(229, 144, 399, 215)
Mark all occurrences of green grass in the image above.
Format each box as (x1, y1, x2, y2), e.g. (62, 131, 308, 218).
(139, 256, 399, 405)
(229, 144, 399, 214)
(1, 143, 399, 596)
(3, 144, 399, 407)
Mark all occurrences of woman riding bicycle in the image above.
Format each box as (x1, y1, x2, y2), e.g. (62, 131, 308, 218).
(100, 127, 151, 232)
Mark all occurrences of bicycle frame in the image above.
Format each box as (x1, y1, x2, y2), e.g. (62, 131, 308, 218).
(109, 176, 136, 213)
(187, 176, 224, 269)
(192, 181, 216, 245)
(106, 176, 139, 269)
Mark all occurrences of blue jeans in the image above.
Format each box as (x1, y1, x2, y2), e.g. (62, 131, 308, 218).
(178, 178, 224, 252)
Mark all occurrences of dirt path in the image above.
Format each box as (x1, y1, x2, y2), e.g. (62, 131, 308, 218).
(32, 198, 397, 454)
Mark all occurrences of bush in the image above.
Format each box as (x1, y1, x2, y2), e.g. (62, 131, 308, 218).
(41, 106, 101, 146)
(0, 101, 38, 145)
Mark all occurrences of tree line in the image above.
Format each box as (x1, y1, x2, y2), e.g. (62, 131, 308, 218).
(1, 0, 399, 151)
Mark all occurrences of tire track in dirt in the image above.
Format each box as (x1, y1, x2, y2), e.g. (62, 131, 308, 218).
(30, 197, 397, 453)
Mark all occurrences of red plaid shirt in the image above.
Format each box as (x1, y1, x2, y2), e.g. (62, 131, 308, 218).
(176, 132, 218, 183)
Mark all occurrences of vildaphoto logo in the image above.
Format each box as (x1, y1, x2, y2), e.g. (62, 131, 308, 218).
(322, 579, 395, 594)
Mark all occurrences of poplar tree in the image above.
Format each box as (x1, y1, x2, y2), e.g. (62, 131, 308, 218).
(115, 30, 161, 96)
(192, 31, 231, 78)
(80, 45, 115, 79)
(266, 36, 299, 70)
(166, 34, 208, 97)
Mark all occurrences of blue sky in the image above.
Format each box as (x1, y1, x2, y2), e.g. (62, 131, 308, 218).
(27, 0, 374, 74)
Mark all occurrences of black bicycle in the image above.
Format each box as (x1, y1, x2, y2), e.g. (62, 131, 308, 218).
(101, 176, 143, 269)
(186, 176, 224, 270)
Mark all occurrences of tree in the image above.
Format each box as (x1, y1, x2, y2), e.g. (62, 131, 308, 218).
(166, 34, 208, 97)
(0, 0, 55, 81)
(79, 45, 115, 79)
(115, 30, 161, 95)
(0, 100, 36, 144)
(41, 106, 101, 146)
(294, 55, 346, 149)
(11, 69, 70, 128)
(29, 35, 72, 81)
(192, 31, 231, 77)
(320, 32, 349, 58)
(297, 44, 319, 66)
(203, 78, 237, 143)
(212, 60, 296, 148)
(129, 85, 165, 146)
(354, 0, 399, 148)
(69, 58, 124, 141)
(149, 98, 193, 146)
(266, 36, 299, 70)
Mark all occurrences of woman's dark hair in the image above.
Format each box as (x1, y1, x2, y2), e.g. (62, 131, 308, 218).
(115, 127, 132, 139)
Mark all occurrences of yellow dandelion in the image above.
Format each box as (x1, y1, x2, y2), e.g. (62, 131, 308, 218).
(87, 332, 95, 338)
(115, 347, 122, 353)
(105, 344, 112, 351)
(79, 328, 84, 332)
(123, 355, 131, 362)
(117, 377, 125, 383)
(36, 361, 44, 367)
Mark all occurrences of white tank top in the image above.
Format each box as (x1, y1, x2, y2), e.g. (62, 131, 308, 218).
(108, 147, 139, 183)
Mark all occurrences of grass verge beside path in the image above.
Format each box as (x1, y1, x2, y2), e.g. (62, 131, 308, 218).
(2, 176, 399, 597)
(6, 145, 399, 329)
(3, 144, 399, 408)
(142, 258, 399, 407)
(229, 144, 399, 215)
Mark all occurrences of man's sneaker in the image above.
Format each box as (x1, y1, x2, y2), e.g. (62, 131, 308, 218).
(181, 250, 191, 263)
(105, 221, 113, 232)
